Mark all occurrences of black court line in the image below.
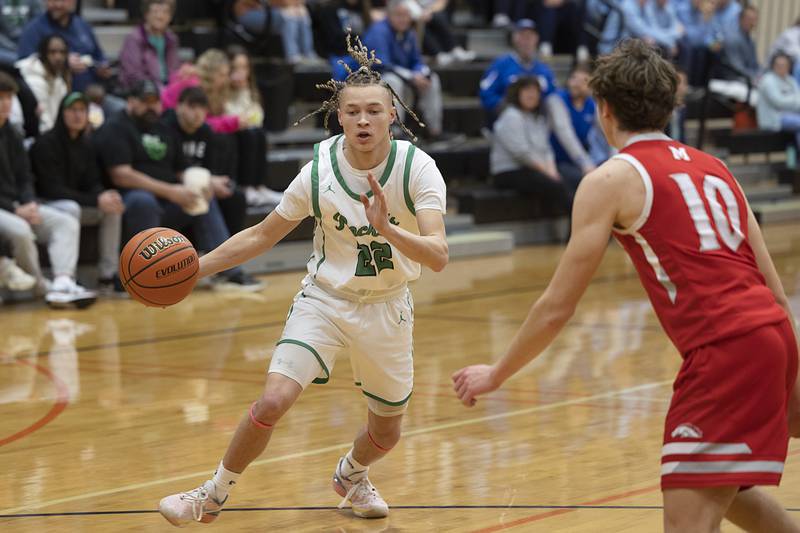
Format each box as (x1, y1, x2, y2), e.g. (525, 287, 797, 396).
(5, 505, 800, 518)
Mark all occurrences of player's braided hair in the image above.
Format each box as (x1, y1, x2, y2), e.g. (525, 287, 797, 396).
(294, 34, 425, 141)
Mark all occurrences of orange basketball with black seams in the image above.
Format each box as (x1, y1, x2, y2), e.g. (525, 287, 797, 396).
(119, 228, 199, 307)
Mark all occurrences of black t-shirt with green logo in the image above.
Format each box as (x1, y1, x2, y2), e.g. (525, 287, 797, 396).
(95, 111, 186, 184)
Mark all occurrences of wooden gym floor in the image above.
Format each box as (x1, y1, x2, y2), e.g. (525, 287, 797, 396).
(1, 221, 799, 532)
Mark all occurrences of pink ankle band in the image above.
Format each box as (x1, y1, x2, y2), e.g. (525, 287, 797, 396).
(249, 401, 274, 429)
(367, 430, 392, 453)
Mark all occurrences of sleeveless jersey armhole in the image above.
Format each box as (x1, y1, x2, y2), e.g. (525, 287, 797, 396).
(612, 152, 654, 235)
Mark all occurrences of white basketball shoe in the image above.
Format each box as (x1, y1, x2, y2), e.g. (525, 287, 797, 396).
(159, 480, 227, 527)
(332, 457, 389, 518)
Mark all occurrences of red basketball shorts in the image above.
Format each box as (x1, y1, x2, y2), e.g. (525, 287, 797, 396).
(661, 318, 798, 489)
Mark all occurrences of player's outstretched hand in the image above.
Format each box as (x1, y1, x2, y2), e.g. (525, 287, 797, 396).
(452, 364, 499, 407)
(360, 171, 389, 234)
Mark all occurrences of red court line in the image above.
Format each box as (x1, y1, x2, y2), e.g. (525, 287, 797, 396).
(0, 360, 70, 447)
(470, 485, 661, 533)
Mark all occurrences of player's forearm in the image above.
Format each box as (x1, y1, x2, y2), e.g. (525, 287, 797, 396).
(110, 166, 173, 199)
(491, 296, 573, 385)
(198, 225, 270, 279)
(380, 224, 448, 272)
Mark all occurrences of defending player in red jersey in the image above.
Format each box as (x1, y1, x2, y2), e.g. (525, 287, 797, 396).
(453, 39, 800, 533)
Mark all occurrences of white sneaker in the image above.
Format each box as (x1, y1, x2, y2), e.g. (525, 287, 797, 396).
(452, 46, 477, 62)
(332, 457, 389, 518)
(539, 42, 553, 60)
(45, 278, 97, 309)
(492, 13, 511, 27)
(159, 480, 227, 527)
(576, 45, 590, 63)
(0, 257, 36, 291)
(436, 51, 455, 66)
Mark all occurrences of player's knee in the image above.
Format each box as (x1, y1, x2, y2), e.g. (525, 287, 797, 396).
(368, 420, 402, 449)
(252, 392, 293, 424)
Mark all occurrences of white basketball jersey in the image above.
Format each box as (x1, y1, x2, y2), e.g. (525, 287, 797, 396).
(306, 135, 423, 298)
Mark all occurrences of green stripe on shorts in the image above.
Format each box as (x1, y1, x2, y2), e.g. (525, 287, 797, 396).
(361, 389, 413, 406)
(275, 339, 330, 384)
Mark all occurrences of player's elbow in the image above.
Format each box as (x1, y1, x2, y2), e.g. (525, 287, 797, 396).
(429, 243, 449, 272)
(540, 299, 575, 330)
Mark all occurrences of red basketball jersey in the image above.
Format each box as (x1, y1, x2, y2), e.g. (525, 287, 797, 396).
(612, 133, 787, 354)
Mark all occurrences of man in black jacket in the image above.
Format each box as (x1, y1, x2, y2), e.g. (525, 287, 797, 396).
(95, 80, 261, 291)
(32, 92, 126, 293)
(0, 73, 96, 307)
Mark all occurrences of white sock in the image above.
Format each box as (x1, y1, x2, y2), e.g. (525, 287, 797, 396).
(340, 449, 368, 481)
(211, 461, 240, 500)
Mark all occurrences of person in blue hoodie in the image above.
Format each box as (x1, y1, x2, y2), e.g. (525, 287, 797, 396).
(550, 63, 595, 193)
(17, 0, 112, 92)
(480, 19, 595, 176)
(362, 0, 445, 139)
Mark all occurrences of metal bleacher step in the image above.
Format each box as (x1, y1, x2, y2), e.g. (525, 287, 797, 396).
(726, 162, 786, 185)
(742, 183, 794, 204)
(94, 25, 135, 60)
(267, 128, 328, 148)
(465, 28, 511, 59)
(82, 7, 129, 24)
(751, 198, 800, 224)
(444, 213, 476, 233)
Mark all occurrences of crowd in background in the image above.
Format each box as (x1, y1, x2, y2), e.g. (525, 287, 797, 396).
(0, 0, 795, 308)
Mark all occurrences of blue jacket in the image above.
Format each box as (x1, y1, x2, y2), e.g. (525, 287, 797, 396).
(551, 89, 596, 164)
(479, 53, 556, 113)
(18, 13, 106, 90)
(362, 20, 427, 79)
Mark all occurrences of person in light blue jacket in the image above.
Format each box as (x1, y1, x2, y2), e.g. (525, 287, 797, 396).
(757, 52, 800, 148)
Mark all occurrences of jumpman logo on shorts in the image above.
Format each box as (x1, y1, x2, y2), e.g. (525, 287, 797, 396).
(398, 312, 406, 325)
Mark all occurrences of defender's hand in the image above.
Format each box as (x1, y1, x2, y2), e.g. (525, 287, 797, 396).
(452, 364, 501, 407)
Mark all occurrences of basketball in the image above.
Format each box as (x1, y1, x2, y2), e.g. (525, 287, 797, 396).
(119, 228, 199, 308)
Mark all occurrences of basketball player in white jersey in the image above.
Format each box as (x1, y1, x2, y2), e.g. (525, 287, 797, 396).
(158, 39, 448, 526)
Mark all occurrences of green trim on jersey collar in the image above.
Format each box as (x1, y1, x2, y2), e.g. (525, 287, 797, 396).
(330, 134, 397, 201)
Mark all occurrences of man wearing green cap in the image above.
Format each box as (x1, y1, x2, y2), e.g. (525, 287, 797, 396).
(31, 91, 126, 294)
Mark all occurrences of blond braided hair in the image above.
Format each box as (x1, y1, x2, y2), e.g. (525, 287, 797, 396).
(294, 34, 425, 142)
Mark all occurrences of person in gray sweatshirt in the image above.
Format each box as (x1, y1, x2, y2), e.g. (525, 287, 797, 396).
(490, 76, 571, 217)
(756, 52, 800, 148)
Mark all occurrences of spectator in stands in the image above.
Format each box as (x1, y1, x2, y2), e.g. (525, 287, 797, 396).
(225, 45, 263, 130)
(770, 17, 800, 64)
(678, 0, 719, 48)
(118, 0, 180, 91)
(95, 79, 261, 290)
(279, 0, 321, 64)
(490, 0, 523, 28)
(224, 45, 277, 206)
(18, 0, 113, 92)
(490, 76, 570, 216)
(757, 52, 800, 149)
(713, 0, 740, 33)
(721, 4, 759, 82)
(533, 0, 586, 61)
(162, 87, 248, 237)
(162, 49, 241, 134)
(551, 64, 594, 193)
(668, 68, 689, 142)
(313, 0, 372, 79)
(413, 0, 476, 65)
(0, 0, 42, 68)
(363, 0, 446, 139)
(31, 92, 125, 293)
(0, 239, 36, 296)
(599, 0, 680, 57)
(480, 19, 594, 175)
(16, 34, 70, 133)
(0, 73, 96, 307)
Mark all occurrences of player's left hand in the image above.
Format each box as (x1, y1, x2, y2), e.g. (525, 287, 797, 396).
(360, 171, 390, 234)
(452, 364, 500, 407)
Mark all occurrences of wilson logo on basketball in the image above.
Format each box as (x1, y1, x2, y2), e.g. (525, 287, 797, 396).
(156, 254, 196, 279)
(139, 235, 188, 260)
